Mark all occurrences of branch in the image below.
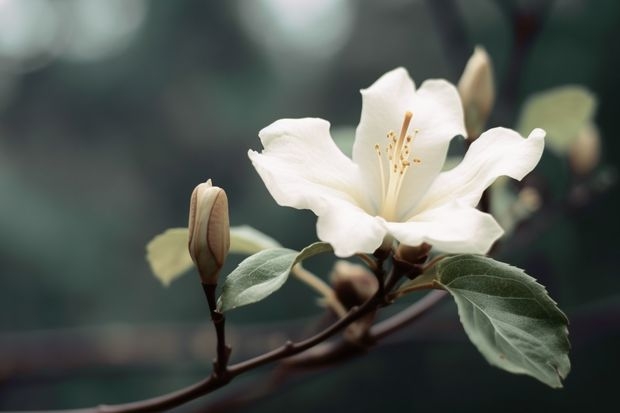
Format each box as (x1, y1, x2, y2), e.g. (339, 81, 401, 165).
(202, 283, 231, 375)
(46, 281, 388, 413)
(200, 290, 449, 413)
(292, 263, 348, 317)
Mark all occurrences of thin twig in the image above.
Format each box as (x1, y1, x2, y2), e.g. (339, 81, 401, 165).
(200, 290, 449, 413)
(46, 281, 389, 413)
(371, 290, 448, 341)
(202, 283, 231, 375)
(292, 264, 348, 317)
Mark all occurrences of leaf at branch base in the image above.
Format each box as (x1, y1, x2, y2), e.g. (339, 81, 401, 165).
(433, 254, 570, 388)
(146, 226, 282, 286)
(218, 242, 332, 312)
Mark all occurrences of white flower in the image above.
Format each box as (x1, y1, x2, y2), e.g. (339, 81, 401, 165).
(248, 68, 545, 257)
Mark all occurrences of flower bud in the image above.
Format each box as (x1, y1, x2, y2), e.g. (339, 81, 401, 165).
(188, 179, 230, 285)
(395, 242, 432, 266)
(330, 260, 378, 308)
(569, 123, 601, 175)
(458, 46, 496, 138)
(330, 261, 378, 343)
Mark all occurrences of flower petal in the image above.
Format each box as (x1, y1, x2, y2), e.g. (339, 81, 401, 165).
(352, 68, 417, 211)
(393, 79, 467, 218)
(249, 118, 370, 214)
(413, 127, 545, 214)
(385, 203, 504, 254)
(353, 68, 466, 216)
(316, 200, 387, 257)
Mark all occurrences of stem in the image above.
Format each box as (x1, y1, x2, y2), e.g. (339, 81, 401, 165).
(285, 290, 448, 369)
(292, 264, 348, 318)
(371, 290, 448, 341)
(355, 253, 378, 271)
(58, 283, 387, 413)
(202, 283, 230, 376)
(37, 252, 431, 413)
(200, 290, 449, 413)
(229, 286, 381, 376)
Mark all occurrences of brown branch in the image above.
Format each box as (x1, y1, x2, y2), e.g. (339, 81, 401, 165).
(42, 279, 388, 413)
(199, 290, 449, 413)
(35, 258, 427, 413)
(370, 290, 448, 341)
(202, 283, 230, 375)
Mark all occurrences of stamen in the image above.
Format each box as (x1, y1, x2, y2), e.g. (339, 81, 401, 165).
(394, 111, 413, 157)
(374, 111, 422, 221)
(375, 143, 386, 200)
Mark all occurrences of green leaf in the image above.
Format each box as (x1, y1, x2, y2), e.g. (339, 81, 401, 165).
(295, 241, 333, 263)
(433, 254, 570, 388)
(229, 225, 282, 253)
(146, 226, 281, 286)
(146, 228, 194, 286)
(516, 85, 596, 155)
(218, 242, 332, 312)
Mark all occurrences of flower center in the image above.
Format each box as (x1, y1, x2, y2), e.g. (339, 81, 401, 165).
(374, 111, 421, 220)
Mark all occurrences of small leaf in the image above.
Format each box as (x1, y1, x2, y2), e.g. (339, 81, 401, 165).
(146, 228, 193, 286)
(433, 255, 570, 388)
(219, 242, 332, 312)
(146, 226, 281, 286)
(229, 225, 281, 253)
(517, 85, 596, 155)
(295, 241, 333, 262)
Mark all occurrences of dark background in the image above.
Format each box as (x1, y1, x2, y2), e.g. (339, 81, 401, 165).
(0, 0, 618, 411)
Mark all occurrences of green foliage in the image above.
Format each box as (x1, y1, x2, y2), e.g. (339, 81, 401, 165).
(432, 255, 571, 388)
(146, 228, 194, 286)
(229, 225, 282, 253)
(146, 225, 282, 286)
(517, 86, 596, 155)
(218, 242, 332, 312)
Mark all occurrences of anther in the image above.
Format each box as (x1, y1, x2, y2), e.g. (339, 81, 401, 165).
(400, 112, 413, 140)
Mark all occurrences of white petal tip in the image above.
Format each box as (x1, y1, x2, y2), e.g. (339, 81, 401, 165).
(529, 128, 546, 140)
(258, 118, 331, 146)
(360, 67, 413, 95)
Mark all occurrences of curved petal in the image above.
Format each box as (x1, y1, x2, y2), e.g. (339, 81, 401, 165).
(316, 200, 388, 257)
(352, 68, 417, 211)
(393, 79, 467, 218)
(414, 127, 545, 214)
(385, 203, 504, 254)
(353, 69, 466, 216)
(249, 118, 371, 213)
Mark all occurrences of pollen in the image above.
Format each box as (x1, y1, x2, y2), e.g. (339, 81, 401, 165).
(373, 111, 422, 220)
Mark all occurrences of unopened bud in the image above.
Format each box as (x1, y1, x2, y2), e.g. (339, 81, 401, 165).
(569, 123, 601, 175)
(330, 261, 378, 343)
(395, 242, 432, 266)
(188, 179, 230, 284)
(458, 46, 496, 138)
(330, 261, 378, 308)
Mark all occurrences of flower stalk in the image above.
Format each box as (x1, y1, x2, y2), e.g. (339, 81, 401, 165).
(188, 180, 232, 375)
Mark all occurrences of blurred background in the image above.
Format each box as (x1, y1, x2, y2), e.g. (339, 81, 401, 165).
(0, 0, 618, 411)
